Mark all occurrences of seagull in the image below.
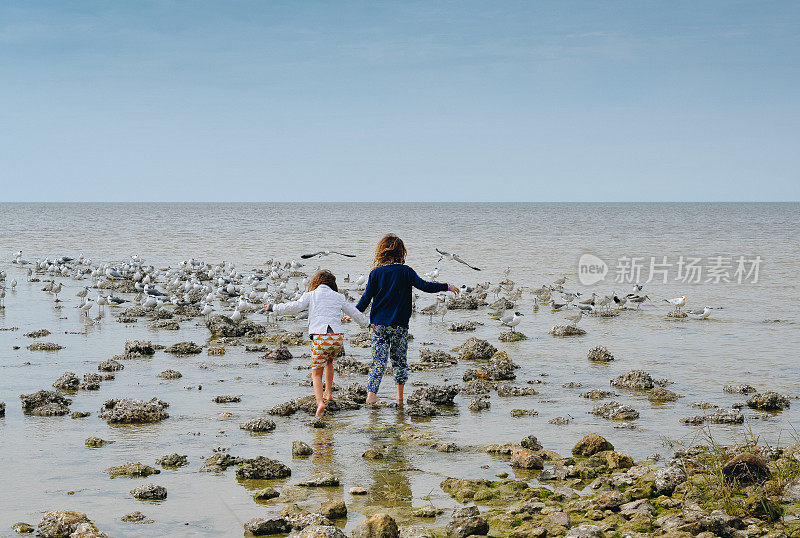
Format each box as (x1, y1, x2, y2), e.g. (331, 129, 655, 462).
(355, 274, 368, 289)
(500, 311, 524, 332)
(76, 287, 88, 298)
(564, 309, 583, 326)
(300, 250, 356, 259)
(422, 268, 441, 281)
(201, 303, 213, 316)
(550, 299, 566, 311)
(578, 293, 596, 305)
(626, 295, 649, 309)
(420, 295, 444, 320)
(553, 277, 567, 286)
(435, 248, 481, 271)
(633, 283, 644, 292)
(51, 282, 62, 301)
(78, 299, 94, 317)
(687, 306, 712, 319)
(575, 302, 595, 313)
(612, 294, 627, 308)
(664, 296, 687, 311)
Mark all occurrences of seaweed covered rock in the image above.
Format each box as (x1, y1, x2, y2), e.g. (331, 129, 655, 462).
(407, 385, 459, 406)
(455, 338, 497, 361)
(106, 462, 160, 478)
(590, 401, 639, 420)
(243, 517, 289, 536)
(463, 351, 518, 382)
(351, 513, 399, 538)
(27, 342, 64, 351)
(236, 457, 291, 479)
(746, 391, 790, 411)
(156, 453, 188, 468)
(164, 341, 202, 355)
(20, 390, 71, 416)
(38, 511, 107, 538)
(52, 372, 80, 392)
(124, 340, 156, 356)
(549, 325, 586, 337)
(205, 314, 267, 337)
(130, 483, 167, 500)
(240, 417, 276, 432)
(723, 383, 757, 394)
(98, 359, 124, 372)
(100, 398, 169, 424)
(499, 331, 527, 342)
(610, 370, 655, 391)
(648, 387, 680, 403)
(449, 321, 481, 332)
(587, 346, 614, 362)
(572, 434, 613, 456)
(157, 369, 182, 379)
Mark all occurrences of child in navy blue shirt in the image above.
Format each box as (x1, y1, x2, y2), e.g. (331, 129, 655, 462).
(356, 234, 459, 404)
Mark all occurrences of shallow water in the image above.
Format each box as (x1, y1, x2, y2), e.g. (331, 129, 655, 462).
(0, 202, 798, 536)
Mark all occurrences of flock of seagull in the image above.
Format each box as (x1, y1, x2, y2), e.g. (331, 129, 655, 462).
(0, 250, 714, 335)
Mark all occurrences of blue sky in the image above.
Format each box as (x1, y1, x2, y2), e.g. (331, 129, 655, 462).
(1, 1, 798, 201)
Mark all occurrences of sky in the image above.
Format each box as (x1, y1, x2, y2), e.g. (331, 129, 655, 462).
(1, 1, 798, 202)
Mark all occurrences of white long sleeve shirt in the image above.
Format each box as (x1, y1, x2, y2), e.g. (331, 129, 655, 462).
(272, 284, 369, 335)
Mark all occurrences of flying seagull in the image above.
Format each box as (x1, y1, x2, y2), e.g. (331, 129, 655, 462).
(435, 248, 481, 271)
(300, 250, 356, 259)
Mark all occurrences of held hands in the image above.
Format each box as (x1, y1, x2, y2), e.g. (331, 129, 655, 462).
(368, 324, 376, 332)
(447, 284, 460, 295)
(263, 303, 271, 311)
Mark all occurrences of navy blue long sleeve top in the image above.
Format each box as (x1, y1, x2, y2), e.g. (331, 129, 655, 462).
(355, 263, 448, 328)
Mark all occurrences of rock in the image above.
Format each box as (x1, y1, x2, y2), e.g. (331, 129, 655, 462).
(549, 416, 570, 425)
(130, 483, 167, 501)
(746, 391, 790, 411)
(243, 517, 289, 535)
(566, 524, 605, 537)
(106, 462, 160, 478)
(648, 387, 679, 402)
(667, 310, 686, 318)
(611, 370, 655, 390)
(80, 373, 103, 391)
(199, 453, 241, 472)
(412, 506, 443, 518)
(449, 321, 481, 331)
(293, 441, 313, 456)
(509, 409, 538, 417)
(157, 369, 182, 379)
(499, 331, 527, 342)
(497, 384, 538, 397)
(100, 398, 169, 424)
(405, 399, 439, 417)
(212, 395, 241, 403)
(511, 450, 544, 469)
(419, 348, 457, 365)
(620, 498, 656, 518)
(27, 342, 64, 351)
(164, 341, 202, 355)
(352, 513, 400, 538)
(548, 511, 571, 527)
(587, 346, 614, 362)
(549, 325, 586, 337)
(707, 408, 744, 424)
(24, 329, 51, 338)
(98, 359, 123, 372)
(407, 385, 459, 406)
(722, 453, 771, 485)
(295, 525, 347, 538)
(350, 487, 368, 495)
(298, 475, 339, 487)
(85, 436, 113, 448)
(596, 490, 624, 510)
(120, 511, 151, 523)
(580, 389, 617, 400)
(20, 390, 71, 416)
(455, 338, 497, 360)
(604, 451, 634, 469)
(125, 340, 156, 355)
(262, 347, 293, 361)
(783, 479, 800, 502)
(319, 500, 347, 519)
(446, 515, 489, 537)
(38, 511, 107, 538)
(52, 372, 80, 391)
(206, 314, 267, 337)
(236, 457, 291, 479)
(573, 434, 613, 456)
(723, 384, 757, 394)
(654, 465, 686, 494)
(267, 400, 299, 416)
(0, 402, 5, 417)
(590, 401, 639, 420)
(237, 417, 276, 433)
(150, 319, 179, 330)
(12, 522, 34, 533)
(156, 453, 188, 467)
(463, 351, 518, 382)
(468, 396, 491, 411)
(447, 296, 483, 310)
(520, 435, 542, 451)
(253, 487, 280, 501)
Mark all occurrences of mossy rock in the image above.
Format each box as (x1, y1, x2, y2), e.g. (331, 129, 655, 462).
(440, 477, 549, 505)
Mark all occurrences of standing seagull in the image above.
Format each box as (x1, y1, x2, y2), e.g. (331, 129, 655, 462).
(435, 248, 481, 271)
(500, 311, 524, 332)
(564, 309, 583, 326)
(664, 296, 687, 311)
(687, 306, 712, 319)
(51, 282, 62, 301)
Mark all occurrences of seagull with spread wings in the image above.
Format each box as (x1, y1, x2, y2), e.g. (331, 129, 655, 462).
(435, 248, 481, 271)
(300, 250, 356, 259)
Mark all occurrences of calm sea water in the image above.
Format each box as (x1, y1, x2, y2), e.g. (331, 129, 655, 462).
(0, 202, 798, 536)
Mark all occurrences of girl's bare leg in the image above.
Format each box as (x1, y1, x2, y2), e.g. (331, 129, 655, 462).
(323, 359, 334, 401)
(312, 367, 325, 416)
(396, 384, 404, 407)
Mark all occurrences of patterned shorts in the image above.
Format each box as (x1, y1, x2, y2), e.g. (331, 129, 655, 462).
(310, 333, 344, 369)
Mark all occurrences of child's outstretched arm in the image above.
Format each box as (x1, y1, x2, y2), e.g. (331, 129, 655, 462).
(409, 267, 457, 294)
(269, 292, 311, 316)
(342, 301, 369, 328)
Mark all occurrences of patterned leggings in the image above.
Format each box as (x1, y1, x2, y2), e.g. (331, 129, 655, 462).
(367, 325, 409, 393)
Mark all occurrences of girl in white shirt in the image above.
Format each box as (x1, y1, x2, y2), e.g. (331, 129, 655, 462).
(266, 270, 368, 416)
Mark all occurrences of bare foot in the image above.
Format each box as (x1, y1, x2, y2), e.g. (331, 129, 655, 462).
(323, 393, 334, 402)
(315, 403, 326, 417)
(365, 395, 378, 404)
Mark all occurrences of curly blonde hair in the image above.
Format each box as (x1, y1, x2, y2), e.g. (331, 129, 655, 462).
(373, 233, 407, 267)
